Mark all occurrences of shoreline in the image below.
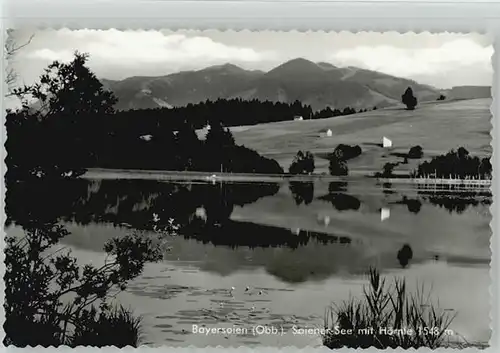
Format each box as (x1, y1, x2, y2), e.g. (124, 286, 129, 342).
(82, 168, 492, 188)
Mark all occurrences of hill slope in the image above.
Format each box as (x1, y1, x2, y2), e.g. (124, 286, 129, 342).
(227, 98, 492, 174)
(101, 58, 443, 112)
(443, 86, 491, 100)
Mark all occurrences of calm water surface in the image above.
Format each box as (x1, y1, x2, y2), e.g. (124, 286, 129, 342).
(6, 178, 491, 347)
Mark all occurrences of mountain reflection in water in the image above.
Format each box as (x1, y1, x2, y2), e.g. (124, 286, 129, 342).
(6, 178, 491, 280)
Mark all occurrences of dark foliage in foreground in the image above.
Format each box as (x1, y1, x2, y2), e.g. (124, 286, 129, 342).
(5, 52, 283, 182)
(322, 268, 459, 349)
(289, 151, 315, 175)
(4, 219, 167, 347)
(414, 147, 492, 179)
(3, 52, 179, 347)
(71, 306, 142, 347)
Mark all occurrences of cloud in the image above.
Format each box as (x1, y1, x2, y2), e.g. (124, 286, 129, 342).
(25, 29, 274, 79)
(331, 39, 493, 87)
(29, 48, 74, 62)
(15, 30, 492, 88)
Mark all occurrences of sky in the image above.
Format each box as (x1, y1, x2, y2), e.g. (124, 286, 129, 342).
(9, 29, 494, 90)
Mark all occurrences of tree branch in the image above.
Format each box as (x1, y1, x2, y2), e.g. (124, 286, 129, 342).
(6, 33, 35, 58)
(5, 33, 35, 95)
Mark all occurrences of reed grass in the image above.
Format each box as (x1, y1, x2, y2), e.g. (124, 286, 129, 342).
(70, 305, 143, 347)
(322, 268, 467, 349)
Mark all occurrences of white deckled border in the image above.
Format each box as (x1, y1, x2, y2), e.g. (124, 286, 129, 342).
(489, 27, 499, 353)
(1, 0, 500, 33)
(1, 1, 499, 353)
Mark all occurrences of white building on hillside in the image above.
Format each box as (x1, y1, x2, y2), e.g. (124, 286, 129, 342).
(326, 129, 333, 137)
(294, 116, 303, 121)
(383, 136, 392, 148)
(381, 207, 390, 221)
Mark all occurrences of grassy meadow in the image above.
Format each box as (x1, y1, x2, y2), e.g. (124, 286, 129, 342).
(225, 98, 492, 175)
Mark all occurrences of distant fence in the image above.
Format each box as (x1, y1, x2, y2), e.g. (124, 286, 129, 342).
(378, 177, 492, 187)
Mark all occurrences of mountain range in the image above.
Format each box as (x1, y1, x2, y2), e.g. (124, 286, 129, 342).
(100, 58, 490, 112)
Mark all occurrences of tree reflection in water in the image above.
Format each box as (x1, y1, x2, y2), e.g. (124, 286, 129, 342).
(397, 244, 413, 268)
(7, 179, 353, 249)
(391, 196, 422, 214)
(318, 182, 361, 211)
(289, 181, 314, 205)
(418, 188, 491, 214)
(5, 178, 492, 285)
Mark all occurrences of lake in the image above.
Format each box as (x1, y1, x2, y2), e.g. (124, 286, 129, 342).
(5, 177, 492, 347)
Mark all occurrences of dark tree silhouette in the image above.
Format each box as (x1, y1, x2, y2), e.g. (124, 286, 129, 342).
(376, 162, 399, 178)
(328, 155, 349, 176)
(7, 52, 117, 181)
(342, 107, 356, 115)
(408, 145, 424, 159)
(15, 52, 117, 116)
(204, 121, 236, 172)
(415, 147, 492, 179)
(5, 53, 285, 179)
(314, 106, 335, 119)
(402, 87, 417, 110)
(437, 94, 446, 101)
(332, 144, 362, 161)
(382, 163, 395, 177)
(112, 99, 358, 131)
(289, 150, 315, 174)
(205, 121, 235, 148)
(479, 157, 493, 179)
(174, 121, 203, 171)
